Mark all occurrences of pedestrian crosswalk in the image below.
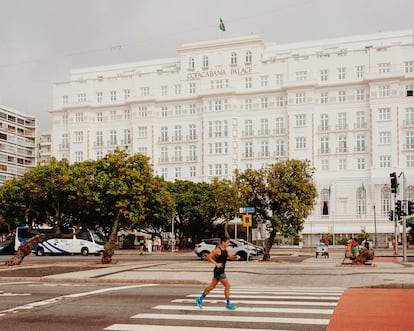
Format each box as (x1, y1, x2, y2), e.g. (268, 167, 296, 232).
(104, 287, 344, 331)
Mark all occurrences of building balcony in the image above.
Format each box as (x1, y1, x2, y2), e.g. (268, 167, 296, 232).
(59, 143, 69, 150)
(171, 136, 183, 142)
(273, 128, 286, 135)
(257, 151, 270, 158)
(242, 152, 254, 159)
(273, 150, 286, 157)
(354, 146, 367, 152)
(257, 129, 271, 137)
(241, 131, 254, 137)
(336, 147, 348, 153)
(171, 156, 183, 163)
(158, 137, 169, 143)
(186, 134, 197, 141)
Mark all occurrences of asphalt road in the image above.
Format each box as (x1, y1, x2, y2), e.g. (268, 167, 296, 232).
(0, 282, 339, 331)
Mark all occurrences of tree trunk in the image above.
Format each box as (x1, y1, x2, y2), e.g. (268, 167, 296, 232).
(5, 235, 44, 266)
(262, 229, 276, 261)
(101, 219, 119, 264)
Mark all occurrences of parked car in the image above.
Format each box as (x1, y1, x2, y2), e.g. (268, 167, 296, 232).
(0, 240, 15, 255)
(194, 238, 260, 261)
(236, 238, 265, 255)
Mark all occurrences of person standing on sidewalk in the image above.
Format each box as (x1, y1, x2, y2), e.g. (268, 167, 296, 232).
(195, 236, 240, 310)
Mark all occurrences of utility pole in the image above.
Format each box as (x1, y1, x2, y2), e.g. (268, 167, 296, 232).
(399, 172, 407, 262)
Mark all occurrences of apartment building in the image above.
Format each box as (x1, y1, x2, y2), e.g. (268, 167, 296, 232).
(50, 30, 414, 246)
(0, 105, 37, 184)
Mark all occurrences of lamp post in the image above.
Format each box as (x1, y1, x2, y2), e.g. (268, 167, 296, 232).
(373, 203, 377, 248)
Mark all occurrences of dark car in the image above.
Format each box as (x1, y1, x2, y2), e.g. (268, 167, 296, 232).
(0, 240, 15, 255)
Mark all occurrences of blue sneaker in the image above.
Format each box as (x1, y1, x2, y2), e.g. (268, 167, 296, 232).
(225, 302, 237, 310)
(195, 297, 203, 309)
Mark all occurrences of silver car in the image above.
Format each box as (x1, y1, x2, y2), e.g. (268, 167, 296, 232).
(194, 238, 259, 261)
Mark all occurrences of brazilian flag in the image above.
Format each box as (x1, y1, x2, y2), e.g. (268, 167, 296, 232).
(219, 18, 226, 31)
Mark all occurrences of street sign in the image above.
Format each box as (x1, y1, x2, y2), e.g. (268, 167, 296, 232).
(239, 207, 255, 214)
(242, 214, 252, 227)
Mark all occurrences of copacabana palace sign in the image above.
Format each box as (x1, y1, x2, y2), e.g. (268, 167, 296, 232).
(187, 66, 252, 80)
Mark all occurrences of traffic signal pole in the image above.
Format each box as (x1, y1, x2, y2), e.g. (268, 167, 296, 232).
(399, 172, 407, 262)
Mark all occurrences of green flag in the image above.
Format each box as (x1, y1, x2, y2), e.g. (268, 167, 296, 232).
(219, 18, 226, 32)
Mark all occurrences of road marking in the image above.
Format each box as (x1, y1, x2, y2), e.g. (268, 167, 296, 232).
(173, 298, 337, 306)
(105, 324, 292, 331)
(0, 284, 158, 317)
(0, 291, 31, 297)
(153, 304, 333, 314)
(188, 293, 340, 300)
(132, 313, 330, 325)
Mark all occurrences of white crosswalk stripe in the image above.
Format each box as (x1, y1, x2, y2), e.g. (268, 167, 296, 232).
(104, 287, 344, 331)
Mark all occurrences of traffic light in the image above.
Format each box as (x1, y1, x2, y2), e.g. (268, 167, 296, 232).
(395, 200, 402, 219)
(408, 200, 414, 216)
(390, 172, 398, 193)
(388, 210, 394, 221)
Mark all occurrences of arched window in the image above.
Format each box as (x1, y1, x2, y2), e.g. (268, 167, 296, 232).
(356, 186, 367, 217)
(381, 186, 391, 216)
(231, 52, 237, 65)
(407, 185, 414, 201)
(245, 50, 252, 64)
(320, 188, 330, 216)
(188, 57, 195, 70)
(202, 56, 209, 69)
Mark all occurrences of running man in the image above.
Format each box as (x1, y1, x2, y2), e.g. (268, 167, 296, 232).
(195, 236, 240, 310)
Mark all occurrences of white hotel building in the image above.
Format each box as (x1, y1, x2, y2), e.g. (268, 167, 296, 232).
(50, 30, 414, 246)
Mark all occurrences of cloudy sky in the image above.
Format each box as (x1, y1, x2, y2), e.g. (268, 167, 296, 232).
(1, 0, 414, 130)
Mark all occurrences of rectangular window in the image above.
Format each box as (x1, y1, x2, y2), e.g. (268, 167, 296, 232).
(380, 155, 391, 168)
(320, 92, 328, 104)
(245, 77, 252, 88)
(378, 108, 391, 121)
(161, 85, 168, 96)
(109, 130, 117, 145)
(244, 120, 253, 136)
(75, 151, 83, 162)
(321, 159, 329, 171)
(161, 106, 168, 117)
(124, 89, 130, 100)
(189, 83, 196, 94)
(261, 75, 268, 87)
(110, 111, 116, 121)
(78, 93, 86, 103)
(356, 66, 365, 78)
(275, 74, 283, 86)
(320, 114, 329, 131)
(295, 92, 305, 104)
(138, 107, 148, 117)
(357, 158, 365, 170)
(339, 159, 347, 170)
(295, 137, 306, 149)
(97, 112, 103, 122)
(175, 105, 182, 116)
(245, 99, 252, 110)
(379, 85, 390, 97)
(338, 113, 347, 130)
(124, 109, 131, 120)
(407, 155, 414, 168)
(379, 132, 391, 144)
(261, 98, 268, 109)
(75, 112, 83, 123)
(405, 61, 414, 73)
(320, 69, 328, 81)
(296, 71, 307, 81)
(338, 91, 346, 103)
(189, 104, 196, 115)
(338, 67, 346, 80)
(96, 131, 103, 146)
(141, 87, 149, 96)
(75, 131, 83, 143)
(356, 89, 364, 101)
(110, 91, 117, 102)
(97, 92, 103, 103)
(138, 127, 147, 138)
(175, 84, 181, 95)
(378, 63, 390, 73)
(295, 114, 306, 127)
(63, 95, 69, 105)
(123, 129, 131, 144)
(190, 166, 196, 177)
(276, 96, 284, 108)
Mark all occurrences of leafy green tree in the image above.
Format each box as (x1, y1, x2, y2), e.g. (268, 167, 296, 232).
(90, 149, 157, 263)
(237, 160, 317, 260)
(1, 158, 78, 265)
(167, 180, 216, 247)
(210, 177, 241, 238)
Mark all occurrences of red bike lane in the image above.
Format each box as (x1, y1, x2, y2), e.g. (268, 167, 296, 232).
(327, 287, 414, 330)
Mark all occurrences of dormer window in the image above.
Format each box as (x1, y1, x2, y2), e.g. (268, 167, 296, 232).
(188, 57, 195, 70)
(245, 50, 252, 64)
(231, 52, 237, 66)
(202, 56, 209, 69)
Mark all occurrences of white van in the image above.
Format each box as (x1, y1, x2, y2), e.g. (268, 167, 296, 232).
(15, 226, 105, 256)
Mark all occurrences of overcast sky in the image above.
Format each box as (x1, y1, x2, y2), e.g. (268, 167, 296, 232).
(1, 0, 414, 130)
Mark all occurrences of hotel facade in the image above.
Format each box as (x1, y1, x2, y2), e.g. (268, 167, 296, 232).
(0, 105, 37, 185)
(50, 30, 414, 247)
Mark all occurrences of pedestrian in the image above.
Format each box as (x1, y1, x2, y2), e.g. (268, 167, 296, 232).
(195, 236, 240, 310)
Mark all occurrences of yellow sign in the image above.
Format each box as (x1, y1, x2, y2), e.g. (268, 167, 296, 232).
(242, 214, 252, 227)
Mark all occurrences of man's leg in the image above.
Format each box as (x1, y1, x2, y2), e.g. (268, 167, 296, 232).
(220, 278, 236, 310)
(196, 277, 218, 308)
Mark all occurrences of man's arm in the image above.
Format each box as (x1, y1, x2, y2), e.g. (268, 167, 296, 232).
(227, 250, 241, 261)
